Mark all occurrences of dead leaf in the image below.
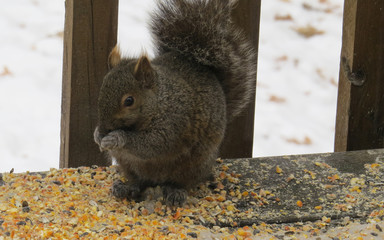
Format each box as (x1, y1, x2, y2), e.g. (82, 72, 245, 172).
(55, 31, 64, 38)
(324, 8, 334, 14)
(294, 59, 299, 67)
(303, 2, 337, 13)
(269, 95, 286, 103)
(330, 78, 338, 86)
(303, 137, 312, 145)
(293, 24, 324, 38)
(274, 14, 293, 21)
(316, 68, 326, 79)
(275, 55, 288, 62)
(286, 136, 312, 145)
(48, 31, 64, 39)
(302, 3, 315, 11)
(0, 66, 12, 77)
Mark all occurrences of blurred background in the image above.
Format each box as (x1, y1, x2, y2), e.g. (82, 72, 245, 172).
(0, 0, 343, 173)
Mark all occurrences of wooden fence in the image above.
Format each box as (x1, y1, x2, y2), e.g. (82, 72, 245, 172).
(335, 0, 384, 151)
(60, 0, 383, 168)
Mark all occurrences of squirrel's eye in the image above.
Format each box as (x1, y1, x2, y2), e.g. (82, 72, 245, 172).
(123, 96, 135, 107)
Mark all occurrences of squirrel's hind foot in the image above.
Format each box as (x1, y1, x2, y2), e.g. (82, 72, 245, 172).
(112, 180, 142, 200)
(162, 185, 187, 207)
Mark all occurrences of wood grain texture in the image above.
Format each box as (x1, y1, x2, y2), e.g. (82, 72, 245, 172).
(220, 149, 384, 226)
(60, 0, 118, 168)
(335, 0, 384, 151)
(220, 0, 260, 158)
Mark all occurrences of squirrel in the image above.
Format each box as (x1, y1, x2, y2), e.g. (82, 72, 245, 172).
(93, 0, 256, 206)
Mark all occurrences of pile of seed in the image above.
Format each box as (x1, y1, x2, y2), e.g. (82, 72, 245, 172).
(1, 158, 384, 239)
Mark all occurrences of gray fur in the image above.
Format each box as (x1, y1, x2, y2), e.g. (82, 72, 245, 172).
(151, 0, 257, 120)
(94, 0, 256, 206)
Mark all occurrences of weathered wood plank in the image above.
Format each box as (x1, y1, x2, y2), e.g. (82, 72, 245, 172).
(218, 148, 384, 226)
(220, 0, 260, 158)
(335, 0, 384, 151)
(60, 0, 119, 168)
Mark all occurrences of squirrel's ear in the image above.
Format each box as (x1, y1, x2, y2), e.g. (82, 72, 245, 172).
(134, 55, 155, 89)
(108, 45, 122, 69)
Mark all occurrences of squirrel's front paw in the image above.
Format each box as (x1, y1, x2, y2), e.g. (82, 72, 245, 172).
(100, 130, 126, 151)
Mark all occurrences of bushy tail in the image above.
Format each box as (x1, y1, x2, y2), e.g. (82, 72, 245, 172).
(150, 0, 257, 120)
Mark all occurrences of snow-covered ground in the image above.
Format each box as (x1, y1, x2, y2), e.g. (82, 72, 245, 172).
(0, 0, 343, 173)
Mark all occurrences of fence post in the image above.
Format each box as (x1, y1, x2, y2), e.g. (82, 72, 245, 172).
(219, 0, 260, 158)
(335, 0, 384, 152)
(60, 0, 119, 168)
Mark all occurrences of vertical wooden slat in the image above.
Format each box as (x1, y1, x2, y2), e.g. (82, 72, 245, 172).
(60, 0, 119, 168)
(220, 0, 260, 158)
(335, 0, 384, 151)
(334, 0, 357, 152)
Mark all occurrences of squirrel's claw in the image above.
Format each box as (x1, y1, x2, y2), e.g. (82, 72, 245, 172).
(100, 136, 118, 150)
(99, 130, 126, 151)
(162, 186, 187, 207)
(93, 126, 103, 145)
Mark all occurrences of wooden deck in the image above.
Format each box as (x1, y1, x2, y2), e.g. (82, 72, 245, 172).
(1, 149, 384, 238)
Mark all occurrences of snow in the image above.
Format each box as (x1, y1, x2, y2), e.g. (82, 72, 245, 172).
(254, 0, 343, 157)
(0, 0, 343, 173)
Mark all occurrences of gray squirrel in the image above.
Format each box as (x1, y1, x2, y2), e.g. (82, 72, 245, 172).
(93, 0, 256, 206)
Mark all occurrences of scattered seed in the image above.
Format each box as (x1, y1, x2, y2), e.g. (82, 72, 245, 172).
(80, 232, 89, 237)
(376, 224, 383, 232)
(187, 232, 198, 238)
(52, 180, 61, 185)
(22, 207, 30, 213)
(1, 159, 384, 239)
(297, 200, 303, 207)
(22, 201, 29, 208)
